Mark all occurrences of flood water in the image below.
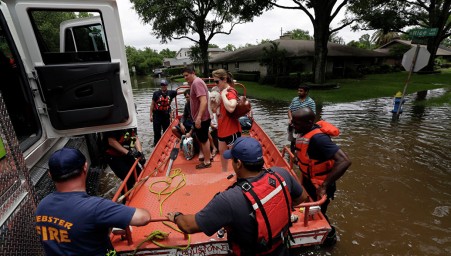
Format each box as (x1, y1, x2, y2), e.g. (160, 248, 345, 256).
(129, 75, 451, 255)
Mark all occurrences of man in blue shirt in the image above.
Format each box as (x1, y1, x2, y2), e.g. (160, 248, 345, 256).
(166, 137, 307, 255)
(35, 148, 151, 256)
(291, 108, 351, 246)
(287, 85, 316, 142)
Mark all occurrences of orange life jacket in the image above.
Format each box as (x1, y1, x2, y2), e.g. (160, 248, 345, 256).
(231, 169, 292, 255)
(295, 120, 340, 188)
(106, 130, 137, 156)
(154, 94, 171, 111)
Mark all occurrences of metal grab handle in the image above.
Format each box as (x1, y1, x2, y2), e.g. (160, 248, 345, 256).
(294, 195, 328, 227)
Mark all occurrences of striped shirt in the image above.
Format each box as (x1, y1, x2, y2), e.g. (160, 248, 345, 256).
(289, 96, 316, 114)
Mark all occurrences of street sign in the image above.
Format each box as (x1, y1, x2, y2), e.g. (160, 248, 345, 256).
(402, 47, 430, 72)
(411, 37, 428, 45)
(409, 28, 438, 37)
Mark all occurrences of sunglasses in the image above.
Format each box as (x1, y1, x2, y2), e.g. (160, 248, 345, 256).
(214, 78, 224, 84)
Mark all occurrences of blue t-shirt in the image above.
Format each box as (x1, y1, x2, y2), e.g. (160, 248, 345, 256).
(308, 132, 339, 161)
(195, 167, 303, 255)
(35, 192, 135, 256)
(289, 96, 316, 114)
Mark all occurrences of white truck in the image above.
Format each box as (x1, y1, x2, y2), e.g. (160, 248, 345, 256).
(0, 1, 136, 254)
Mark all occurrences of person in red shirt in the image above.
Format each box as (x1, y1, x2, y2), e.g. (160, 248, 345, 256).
(212, 69, 242, 172)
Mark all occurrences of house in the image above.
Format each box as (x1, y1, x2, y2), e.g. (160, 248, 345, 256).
(375, 39, 451, 65)
(163, 47, 226, 68)
(209, 39, 387, 77)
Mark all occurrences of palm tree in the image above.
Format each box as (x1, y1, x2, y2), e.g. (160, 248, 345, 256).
(371, 30, 400, 47)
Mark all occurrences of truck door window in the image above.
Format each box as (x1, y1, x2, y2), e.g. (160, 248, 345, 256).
(0, 17, 41, 151)
(29, 10, 110, 64)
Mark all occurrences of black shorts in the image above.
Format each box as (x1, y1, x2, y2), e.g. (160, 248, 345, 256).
(194, 119, 211, 143)
(218, 132, 241, 146)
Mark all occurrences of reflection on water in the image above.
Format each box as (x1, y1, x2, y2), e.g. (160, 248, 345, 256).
(131, 76, 451, 255)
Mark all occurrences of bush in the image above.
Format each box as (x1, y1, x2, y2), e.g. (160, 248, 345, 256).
(165, 67, 185, 76)
(343, 67, 363, 78)
(259, 75, 276, 85)
(231, 71, 260, 82)
(274, 75, 301, 88)
(232, 72, 260, 82)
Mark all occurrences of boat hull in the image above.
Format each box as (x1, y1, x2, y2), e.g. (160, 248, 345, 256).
(110, 117, 331, 255)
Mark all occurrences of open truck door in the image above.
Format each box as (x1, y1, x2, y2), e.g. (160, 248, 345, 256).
(2, 0, 135, 139)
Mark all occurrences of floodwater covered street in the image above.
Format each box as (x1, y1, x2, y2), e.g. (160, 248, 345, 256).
(125, 76, 451, 255)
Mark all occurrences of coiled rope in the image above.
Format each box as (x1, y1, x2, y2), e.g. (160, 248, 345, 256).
(134, 168, 190, 253)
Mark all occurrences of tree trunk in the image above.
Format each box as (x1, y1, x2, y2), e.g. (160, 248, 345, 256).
(199, 37, 210, 77)
(313, 20, 329, 84)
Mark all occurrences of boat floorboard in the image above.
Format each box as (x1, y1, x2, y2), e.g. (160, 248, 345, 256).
(111, 121, 331, 254)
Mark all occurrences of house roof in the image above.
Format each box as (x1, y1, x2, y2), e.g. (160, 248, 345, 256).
(210, 39, 386, 63)
(163, 57, 193, 67)
(207, 48, 225, 53)
(375, 39, 451, 56)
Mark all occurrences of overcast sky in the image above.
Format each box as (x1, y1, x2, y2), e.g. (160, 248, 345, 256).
(117, 0, 371, 52)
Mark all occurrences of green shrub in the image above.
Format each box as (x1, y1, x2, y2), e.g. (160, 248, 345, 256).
(165, 67, 184, 76)
(259, 75, 276, 85)
(274, 75, 301, 88)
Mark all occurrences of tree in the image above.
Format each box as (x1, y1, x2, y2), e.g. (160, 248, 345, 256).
(125, 46, 163, 75)
(287, 28, 313, 40)
(347, 34, 373, 49)
(30, 11, 80, 51)
(443, 37, 451, 48)
(371, 31, 400, 48)
(260, 41, 287, 76)
(329, 31, 345, 44)
(348, 0, 451, 71)
(131, 0, 271, 77)
(189, 43, 223, 63)
(270, 0, 354, 84)
(223, 44, 236, 51)
(159, 48, 176, 58)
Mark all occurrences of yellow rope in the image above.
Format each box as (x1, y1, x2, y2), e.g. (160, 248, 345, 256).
(134, 168, 190, 252)
(148, 168, 186, 216)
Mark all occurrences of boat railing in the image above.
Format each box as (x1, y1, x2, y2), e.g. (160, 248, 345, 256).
(111, 158, 143, 245)
(281, 146, 296, 169)
(173, 85, 190, 119)
(281, 146, 329, 227)
(295, 195, 328, 227)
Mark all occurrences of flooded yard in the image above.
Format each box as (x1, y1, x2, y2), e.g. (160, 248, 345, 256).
(126, 76, 451, 255)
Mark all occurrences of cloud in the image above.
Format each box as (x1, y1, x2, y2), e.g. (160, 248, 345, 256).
(117, 0, 370, 51)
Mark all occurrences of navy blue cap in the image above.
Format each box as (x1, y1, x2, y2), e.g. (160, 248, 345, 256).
(160, 79, 168, 86)
(223, 137, 263, 163)
(48, 148, 86, 180)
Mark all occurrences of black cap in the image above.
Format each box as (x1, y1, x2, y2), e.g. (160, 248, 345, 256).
(48, 148, 86, 181)
(160, 79, 168, 86)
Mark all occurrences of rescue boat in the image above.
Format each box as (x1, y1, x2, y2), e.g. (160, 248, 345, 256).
(110, 83, 331, 255)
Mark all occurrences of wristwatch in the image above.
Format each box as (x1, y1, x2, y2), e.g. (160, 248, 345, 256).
(173, 212, 183, 222)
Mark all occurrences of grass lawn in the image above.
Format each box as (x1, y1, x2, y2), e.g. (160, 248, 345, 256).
(175, 68, 451, 106)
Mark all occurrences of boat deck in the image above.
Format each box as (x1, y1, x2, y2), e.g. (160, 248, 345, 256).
(110, 103, 331, 255)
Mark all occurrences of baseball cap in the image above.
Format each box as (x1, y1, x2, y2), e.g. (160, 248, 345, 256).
(160, 79, 169, 86)
(223, 137, 263, 163)
(48, 148, 86, 181)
